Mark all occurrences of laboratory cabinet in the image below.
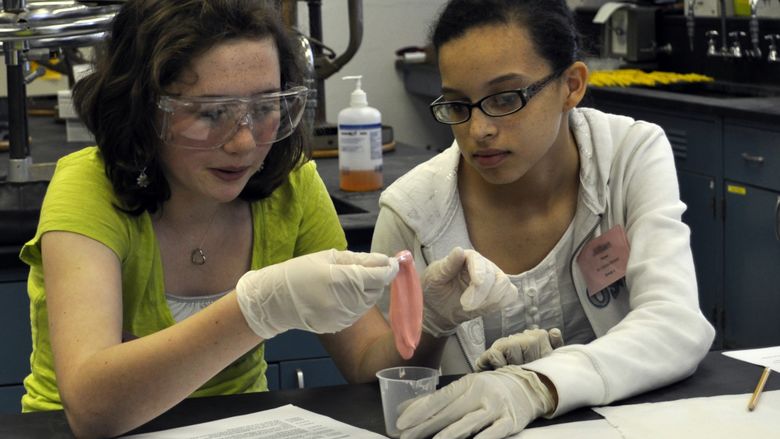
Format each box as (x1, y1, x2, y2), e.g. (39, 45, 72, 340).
(0, 277, 31, 414)
(589, 101, 725, 348)
(722, 122, 780, 349)
(593, 96, 780, 350)
(263, 330, 347, 390)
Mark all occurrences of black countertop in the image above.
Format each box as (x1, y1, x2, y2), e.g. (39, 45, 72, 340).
(1, 351, 777, 438)
(399, 62, 780, 125)
(586, 85, 780, 125)
(312, 144, 438, 249)
(0, 115, 439, 270)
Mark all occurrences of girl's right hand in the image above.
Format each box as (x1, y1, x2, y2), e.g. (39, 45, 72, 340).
(235, 249, 399, 340)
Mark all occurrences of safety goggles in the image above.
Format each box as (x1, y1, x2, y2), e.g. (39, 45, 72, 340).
(157, 86, 308, 149)
(429, 70, 564, 125)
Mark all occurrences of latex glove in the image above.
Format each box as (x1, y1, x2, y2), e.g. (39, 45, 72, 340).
(421, 247, 518, 337)
(397, 366, 554, 439)
(236, 249, 398, 340)
(476, 328, 564, 371)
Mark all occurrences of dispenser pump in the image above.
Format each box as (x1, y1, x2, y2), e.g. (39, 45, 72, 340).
(343, 75, 368, 107)
(337, 74, 382, 192)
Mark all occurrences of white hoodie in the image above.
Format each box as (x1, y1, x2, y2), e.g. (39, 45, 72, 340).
(371, 107, 715, 416)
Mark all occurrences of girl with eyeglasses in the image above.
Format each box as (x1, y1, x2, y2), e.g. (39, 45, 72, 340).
(18, 1, 401, 436)
(371, 0, 716, 437)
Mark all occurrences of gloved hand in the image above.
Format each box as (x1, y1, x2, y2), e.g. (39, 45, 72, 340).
(421, 247, 518, 337)
(396, 366, 555, 439)
(236, 249, 398, 340)
(476, 328, 564, 371)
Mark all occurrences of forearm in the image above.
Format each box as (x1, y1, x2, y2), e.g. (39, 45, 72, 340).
(355, 332, 447, 383)
(59, 292, 261, 438)
(321, 308, 448, 384)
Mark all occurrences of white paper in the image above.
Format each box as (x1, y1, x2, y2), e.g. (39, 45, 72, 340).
(593, 390, 780, 439)
(509, 419, 622, 439)
(723, 346, 780, 373)
(121, 404, 388, 439)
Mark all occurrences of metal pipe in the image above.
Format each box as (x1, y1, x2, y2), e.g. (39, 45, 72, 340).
(0, 0, 118, 183)
(687, 0, 695, 52)
(0, 12, 118, 40)
(4, 45, 29, 161)
(3, 0, 30, 181)
(306, 0, 326, 125)
(2, 31, 108, 50)
(3, 0, 25, 13)
(329, 0, 362, 77)
(719, 0, 728, 53)
(749, 0, 761, 57)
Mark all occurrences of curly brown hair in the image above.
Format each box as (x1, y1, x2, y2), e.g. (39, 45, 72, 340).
(73, 0, 311, 215)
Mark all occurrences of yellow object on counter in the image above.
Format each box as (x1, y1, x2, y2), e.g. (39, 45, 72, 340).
(588, 69, 715, 88)
(29, 61, 62, 81)
(734, 0, 751, 16)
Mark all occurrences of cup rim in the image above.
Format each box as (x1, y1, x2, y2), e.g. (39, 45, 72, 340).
(375, 366, 439, 382)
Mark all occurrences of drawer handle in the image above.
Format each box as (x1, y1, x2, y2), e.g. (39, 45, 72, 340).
(775, 196, 780, 242)
(296, 368, 305, 389)
(741, 152, 765, 164)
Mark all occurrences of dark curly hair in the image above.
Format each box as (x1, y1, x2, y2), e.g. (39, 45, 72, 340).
(73, 0, 311, 215)
(430, 0, 583, 73)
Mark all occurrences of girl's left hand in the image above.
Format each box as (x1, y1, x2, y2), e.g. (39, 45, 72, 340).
(396, 366, 554, 439)
(476, 328, 564, 371)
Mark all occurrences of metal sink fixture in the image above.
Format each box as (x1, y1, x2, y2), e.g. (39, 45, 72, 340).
(634, 80, 780, 99)
(2, 0, 122, 184)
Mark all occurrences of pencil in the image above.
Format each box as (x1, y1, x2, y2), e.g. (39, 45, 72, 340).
(747, 367, 771, 411)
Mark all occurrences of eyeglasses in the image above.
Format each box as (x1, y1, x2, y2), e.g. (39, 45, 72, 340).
(157, 86, 308, 149)
(429, 70, 564, 125)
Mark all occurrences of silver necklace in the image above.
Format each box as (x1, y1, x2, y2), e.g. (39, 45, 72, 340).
(190, 211, 218, 265)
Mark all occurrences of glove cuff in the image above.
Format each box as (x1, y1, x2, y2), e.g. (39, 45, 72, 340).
(502, 366, 556, 418)
(235, 273, 282, 340)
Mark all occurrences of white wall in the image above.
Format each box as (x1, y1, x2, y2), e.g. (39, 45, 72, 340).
(298, 0, 453, 150)
(4, 2, 455, 149)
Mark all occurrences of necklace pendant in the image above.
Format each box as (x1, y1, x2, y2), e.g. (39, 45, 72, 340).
(191, 248, 207, 265)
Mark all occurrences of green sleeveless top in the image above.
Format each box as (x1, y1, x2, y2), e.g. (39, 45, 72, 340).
(19, 147, 346, 411)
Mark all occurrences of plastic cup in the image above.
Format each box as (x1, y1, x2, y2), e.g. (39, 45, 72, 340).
(376, 366, 439, 438)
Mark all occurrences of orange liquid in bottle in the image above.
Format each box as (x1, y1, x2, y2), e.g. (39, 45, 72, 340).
(339, 169, 383, 192)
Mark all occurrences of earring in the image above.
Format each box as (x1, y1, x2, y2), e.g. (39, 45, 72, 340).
(257, 162, 265, 173)
(136, 167, 149, 188)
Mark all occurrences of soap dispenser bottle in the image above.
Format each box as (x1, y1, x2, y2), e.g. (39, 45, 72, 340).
(338, 75, 383, 192)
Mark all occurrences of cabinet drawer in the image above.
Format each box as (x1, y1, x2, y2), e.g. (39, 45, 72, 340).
(264, 329, 328, 362)
(0, 384, 24, 413)
(265, 363, 280, 391)
(725, 124, 780, 192)
(593, 103, 721, 175)
(279, 358, 346, 389)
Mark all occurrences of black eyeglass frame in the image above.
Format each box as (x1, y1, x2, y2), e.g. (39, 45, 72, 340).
(429, 69, 566, 125)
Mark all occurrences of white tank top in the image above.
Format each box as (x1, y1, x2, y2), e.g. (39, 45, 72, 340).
(482, 220, 596, 347)
(165, 289, 231, 322)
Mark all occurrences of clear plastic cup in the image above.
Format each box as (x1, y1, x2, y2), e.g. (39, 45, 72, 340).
(376, 366, 439, 438)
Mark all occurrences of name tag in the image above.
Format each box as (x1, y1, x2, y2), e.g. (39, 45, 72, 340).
(576, 225, 630, 296)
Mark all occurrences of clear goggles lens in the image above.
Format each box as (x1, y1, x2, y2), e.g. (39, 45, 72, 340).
(157, 86, 308, 149)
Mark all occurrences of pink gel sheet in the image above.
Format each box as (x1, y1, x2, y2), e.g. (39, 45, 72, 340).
(389, 250, 423, 359)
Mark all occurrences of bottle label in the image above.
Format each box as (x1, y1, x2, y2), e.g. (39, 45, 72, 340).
(338, 123, 383, 171)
